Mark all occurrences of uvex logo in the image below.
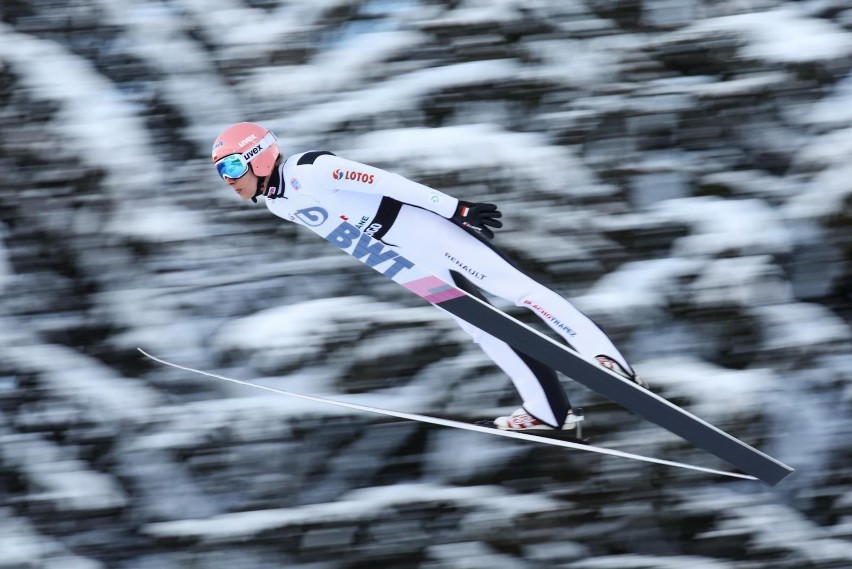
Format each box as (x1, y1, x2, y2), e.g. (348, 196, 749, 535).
(238, 134, 257, 148)
(332, 169, 375, 184)
(242, 144, 262, 161)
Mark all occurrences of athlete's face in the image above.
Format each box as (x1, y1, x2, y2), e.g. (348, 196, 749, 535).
(224, 169, 259, 201)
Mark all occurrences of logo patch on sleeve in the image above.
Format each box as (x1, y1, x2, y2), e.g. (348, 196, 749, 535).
(332, 169, 375, 184)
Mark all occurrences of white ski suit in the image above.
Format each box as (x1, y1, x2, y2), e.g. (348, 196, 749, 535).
(263, 150, 634, 428)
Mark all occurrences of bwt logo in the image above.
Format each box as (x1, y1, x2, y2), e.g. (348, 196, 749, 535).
(332, 169, 375, 184)
(326, 222, 414, 278)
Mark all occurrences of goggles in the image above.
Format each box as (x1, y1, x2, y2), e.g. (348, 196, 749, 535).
(214, 131, 277, 180)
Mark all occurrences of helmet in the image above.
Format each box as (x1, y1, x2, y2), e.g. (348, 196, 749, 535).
(211, 122, 280, 178)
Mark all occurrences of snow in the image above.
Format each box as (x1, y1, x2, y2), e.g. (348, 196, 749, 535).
(578, 257, 706, 319)
(0, 327, 162, 422)
(689, 255, 792, 308)
(636, 356, 775, 418)
(247, 31, 427, 101)
(0, 511, 105, 568)
(567, 555, 732, 569)
(696, 169, 799, 201)
(687, 6, 852, 63)
(349, 124, 616, 197)
(0, 23, 159, 191)
(128, 394, 365, 454)
(98, 289, 215, 356)
(94, 0, 243, 131)
(212, 295, 451, 368)
(143, 483, 557, 544)
(0, 224, 10, 293)
(428, 541, 532, 569)
(161, 0, 304, 49)
(783, 161, 852, 219)
(649, 197, 793, 257)
(44, 558, 104, 569)
(750, 302, 851, 351)
(795, 127, 852, 166)
(421, 1, 522, 27)
(106, 206, 209, 242)
(717, 503, 852, 563)
(424, 429, 528, 480)
(28, 469, 128, 512)
(658, 72, 791, 99)
(0, 434, 128, 512)
(0, 514, 46, 567)
(527, 36, 630, 87)
(282, 59, 524, 134)
(525, 541, 590, 565)
(804, 74, 852, 127)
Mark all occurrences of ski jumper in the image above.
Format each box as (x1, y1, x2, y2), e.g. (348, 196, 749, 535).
(264, 151, 634, 428)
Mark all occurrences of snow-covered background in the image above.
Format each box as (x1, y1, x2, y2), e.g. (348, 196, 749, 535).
(1, 0, 851, 567)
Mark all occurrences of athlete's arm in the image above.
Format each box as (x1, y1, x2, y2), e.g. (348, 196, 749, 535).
(292, 152, 502, 238)
(307, 153, 459, 217)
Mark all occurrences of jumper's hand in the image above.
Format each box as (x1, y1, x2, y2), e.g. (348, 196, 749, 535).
(450, 201, 503, 240)
(450, 200, 503, 239)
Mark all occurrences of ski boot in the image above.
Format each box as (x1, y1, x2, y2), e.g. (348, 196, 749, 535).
(494, 407, 584, 438)
(596, 355, 649, 390)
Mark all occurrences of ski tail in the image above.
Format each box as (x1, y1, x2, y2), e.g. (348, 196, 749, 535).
(138, 348, 757, 482)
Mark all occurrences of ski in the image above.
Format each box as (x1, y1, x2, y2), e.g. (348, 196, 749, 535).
(138, 348, 757, 482)
(286, 197, 794, 486)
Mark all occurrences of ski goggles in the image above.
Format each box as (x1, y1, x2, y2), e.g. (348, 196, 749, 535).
(214, 131, 277, 180)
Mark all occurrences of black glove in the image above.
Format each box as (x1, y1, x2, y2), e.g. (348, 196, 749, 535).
(450, 201, 503, 240)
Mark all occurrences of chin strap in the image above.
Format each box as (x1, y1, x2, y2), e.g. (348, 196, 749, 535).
(250, 177, 265, 203)
(251, 166, 283, 203)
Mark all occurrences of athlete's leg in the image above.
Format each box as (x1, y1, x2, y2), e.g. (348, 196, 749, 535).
(381, 210, 571, 426)
(448, 271, 570, 427)
(514, 286, 635, 377)
(383, 206, 635, 376)
(448, 311, 569, 427)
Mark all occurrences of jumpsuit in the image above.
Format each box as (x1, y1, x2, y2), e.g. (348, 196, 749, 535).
(263, 150, 634, 428)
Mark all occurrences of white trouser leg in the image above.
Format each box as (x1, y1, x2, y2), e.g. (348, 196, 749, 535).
(515, 288, 634, 376)
(449, 314, 566, 427)
(381, 205, 633, 422)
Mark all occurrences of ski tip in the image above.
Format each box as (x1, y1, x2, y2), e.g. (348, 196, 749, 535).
(137, 347, 162, 363)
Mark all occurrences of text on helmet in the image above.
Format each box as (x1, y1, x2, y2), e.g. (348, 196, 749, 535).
(238, 134, 257, 148)
(242, 144, 263, 161)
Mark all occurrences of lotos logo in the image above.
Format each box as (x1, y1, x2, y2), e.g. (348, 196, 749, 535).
(332, 169, 375, 184)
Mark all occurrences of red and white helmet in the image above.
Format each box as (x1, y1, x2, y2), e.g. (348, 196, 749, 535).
(211, 122, 280, 179)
